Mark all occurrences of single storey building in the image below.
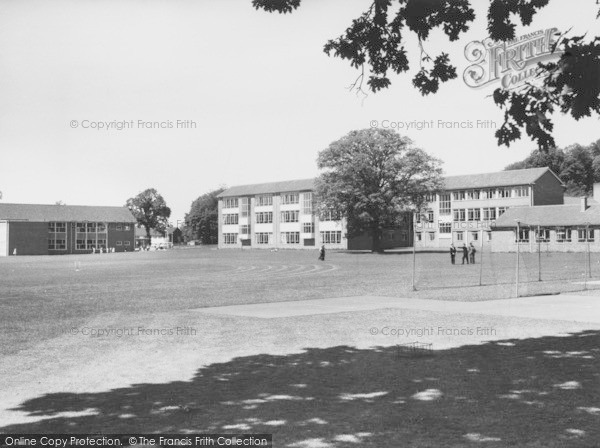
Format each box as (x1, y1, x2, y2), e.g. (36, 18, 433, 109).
(0, 203, 136, 256)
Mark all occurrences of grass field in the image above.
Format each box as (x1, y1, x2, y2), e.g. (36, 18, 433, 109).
(1, 246, 599, 356)
(1, 247, 599, 446)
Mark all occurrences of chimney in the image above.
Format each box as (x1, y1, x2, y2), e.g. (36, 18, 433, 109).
(581, 196, 588, 212)
(594, 183, 600, 202)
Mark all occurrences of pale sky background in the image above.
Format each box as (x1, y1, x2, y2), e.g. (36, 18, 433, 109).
(0, 0, 598, 222)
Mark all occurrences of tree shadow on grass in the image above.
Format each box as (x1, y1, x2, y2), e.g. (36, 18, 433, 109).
(2, 331, 600, 447)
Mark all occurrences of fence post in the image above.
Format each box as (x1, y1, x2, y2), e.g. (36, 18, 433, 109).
(538, 225, 542, 282)
(411, 212, 417, 291)
(479, 230, 484, 286)
(515, 220, 520, 298)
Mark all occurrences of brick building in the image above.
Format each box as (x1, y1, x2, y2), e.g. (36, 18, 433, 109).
(0, 203, 136, 256)
(217, 179, 412, 250)
(414, 167, 565, 248)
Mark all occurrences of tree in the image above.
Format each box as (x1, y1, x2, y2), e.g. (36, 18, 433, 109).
(316, 128, 442, 252)
(505, 139, 600, 195)
(252, 0, 600, 151)
(126, 189, 171, 242)
(184, 188, 225, 244)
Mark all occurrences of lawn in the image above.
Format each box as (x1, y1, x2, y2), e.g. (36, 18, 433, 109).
(1, 246, 599, 356)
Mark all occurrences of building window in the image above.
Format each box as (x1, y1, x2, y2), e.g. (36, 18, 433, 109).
(578, 228, 594, 242)
(556, 227, 571, 243)
(124, 241, 131, 246)
(514, 186, 529, 197)
(535, 228, 550, 243)
(281, 232, 300, 244)
(281, 192, 299, 205)
(97, 239, 106, 248)
(439, 223, 452, 234)
(223, 233, 238, 244)
(456, 232, 464, 241)
(116, 241, 123, 246)
(116, 224, 123, 231)
(452, 191, 466, 201)
(320, 230, 342, 244)
(471, 231, 479, 240)
(240, 198, 250, 217)
(256, 195, 273, 206)
(498, 188, 511, 198)
(401, 232, 408, 241)
(76, 222, 86, 233)
(320, 210, 341, 221)
(302, 222, 314, 233)
(76, 239, 86, 250)
(482, 207, 497, 220)
(439, 194, 451, 215)
(425, 193, 436, 202)
(98, 223, 107, 232)
(223, 214, 239, 225)
(87, 239, 96, 249)
(467, 208, 481, 221)
(428, 232, 435, 241)
(240, 225, 251, 235)
(223, 198, 238, 209)
(453, 209, 466, 222)
(497, 207, 508, 216)
(486, 231, 492, 241)
(516, 228, 530, 243)
(256, 212, 273, 224)
(302, 192, 313, 215)
(281, 210, 299, 223)
(416, 233, 422, 242)
(426, 210, 434, 222)
(466, 190, 480, 200)
(48, 222, 66, 233)
(256, 232, 271, 244)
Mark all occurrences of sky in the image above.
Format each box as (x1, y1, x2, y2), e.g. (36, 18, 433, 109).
(0, 0, 598, 223)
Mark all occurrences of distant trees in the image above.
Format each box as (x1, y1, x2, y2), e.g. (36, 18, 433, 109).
(126, 189, 171, 242)
(316, 128, 442, 252)
(184, 188, 225, 244)
(505, 139, 600, 196)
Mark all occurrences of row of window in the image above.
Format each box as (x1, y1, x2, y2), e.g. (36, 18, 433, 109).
(237, 223, 315, 233)
(516, 228, 595, 243)
(222, 231, 343, 245)
(416, 231, 492, 242)
(224, 210, 340, 225)
(223, 193, 315, 211)
(450, 187, 528, 201)
(48, 222, 132, 233)
(48, 239, 131, 250)
(452, 207, 507, 222)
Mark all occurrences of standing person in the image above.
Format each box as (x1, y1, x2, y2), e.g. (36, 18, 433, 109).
(449, 243, 456, 265)
(318, 244, 325, 261)
(461, 243, 469, 264)
(469, 242, 477, 264)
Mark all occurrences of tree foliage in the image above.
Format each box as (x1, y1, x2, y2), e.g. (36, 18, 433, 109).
(316, 128, 442, 252)
(253, 0, 600, 150)
(184, 188, 225, 244)
(505, 139, 600, 196)
(126, 188, 171, 241)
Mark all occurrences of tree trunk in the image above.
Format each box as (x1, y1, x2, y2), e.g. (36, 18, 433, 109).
(371, 223, 383, 253)
(145, 225, 151, 245)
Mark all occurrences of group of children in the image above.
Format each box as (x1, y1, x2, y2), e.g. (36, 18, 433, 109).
(449, 242, 476, 264)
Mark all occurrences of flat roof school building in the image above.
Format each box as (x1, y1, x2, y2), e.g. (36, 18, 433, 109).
(0, 203, 136, 256)
(217, 179, 412, 250)
(414, 167, 565, 248)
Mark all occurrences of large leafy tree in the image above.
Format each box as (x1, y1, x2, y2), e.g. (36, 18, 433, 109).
(184, 188, 225, 244)
(126, 188, 171, 242)
(505, 139, 600, 195)
(253, 0, 600, 151)
(316, 128, 442, 252)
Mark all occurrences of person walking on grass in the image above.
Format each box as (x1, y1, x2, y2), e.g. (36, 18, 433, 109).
(461, 243, 469, 264)
(318, 244, 325, 261)
(469, 242, 477, 264)
(449, 243, 456, 265)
